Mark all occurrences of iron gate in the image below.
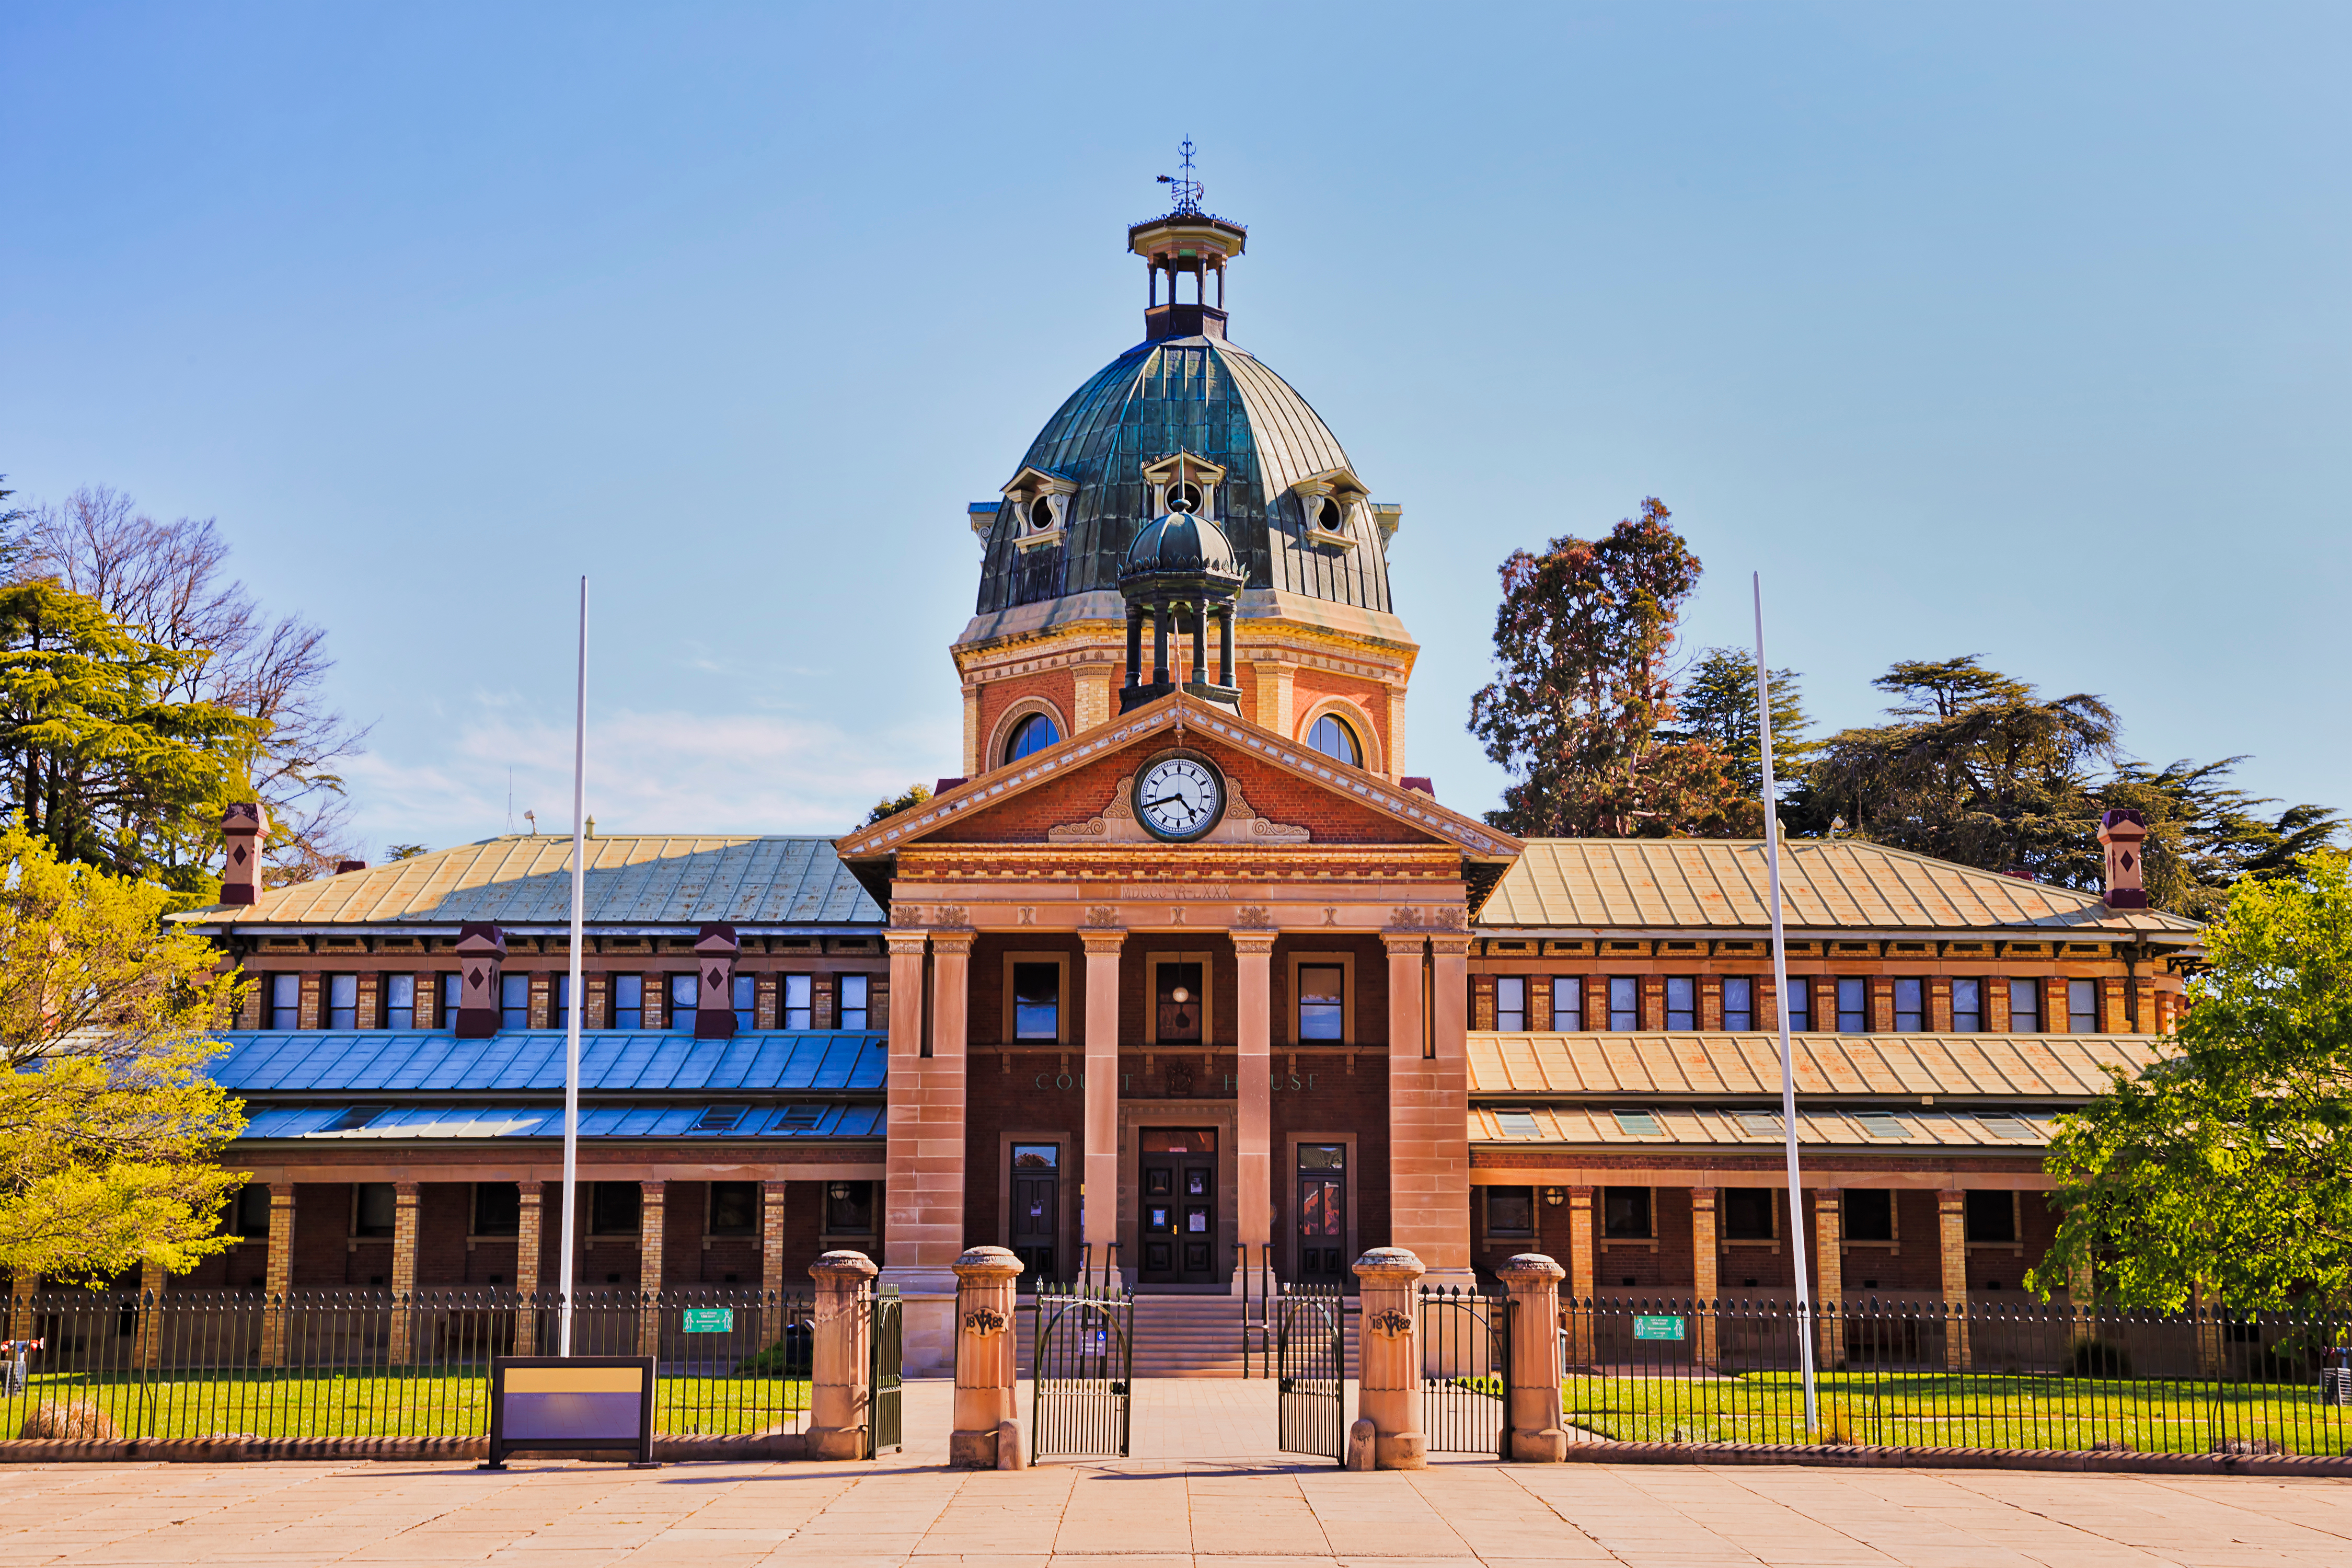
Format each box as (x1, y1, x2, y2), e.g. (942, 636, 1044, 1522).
(1275, 1283, 1346, 1461)
(1032, 1283, 1132, 1458)
(1420, 1284, 1509, 1457)
(867, 1284, 902, 1457)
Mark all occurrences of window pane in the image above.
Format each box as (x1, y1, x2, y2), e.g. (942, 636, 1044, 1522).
(1894, 977, 1923, 1032)
(1964, 1189, 2016, 1243)
(1721, 976, 1753, 1031)
(2010, 979, 2042, 1031)
(501, 973, 530, 1030)
(1951, 977, 1981, 1032)
(1012, 1143, 1059, 1169)
(1013, 963, 1060, 1040)
(441, 973, 464, 1030)
(1307, 713, 1361, 766)
(1602, 1186, 1652, 1238)
(1723, 1187, 1776, 1240)
(1608, 976, 1638, 1031)
(780, 973, 813, 1030)
(354, 1183, 396, 1237)
(2069, 978, 2098, 1031)
(1782, 977, 1809, 1029)
(270, 973, 301, 1029)
(613, 973, 643, 1030)
(385, 973, 416, 1030)
(838, 973, 868, 1030)
(326, 974, 358, 1029)
(235, 1184, 272, 1237)
(1552, 977, 1583, 1029)
(1298, 1143, 1344, 1170)
(1298, 964, 1345, 1040)
(733, 974, 756, 1032)
(1004, 712, 1062, 764)
(472, 1183, 520, 1237)
(1837, 977, 1867, 1032)
(1844, 1189, 1894, 1242)
(1486, 1186, 1535, 1235)
(591, 1182, 641, 1235)
(1665, 976, 1695, 1030)
(709, 1181, 758, 1236)
(670, 973, 698, 1032)
(825, 1181, 874, 1232)
(1494, 976, 1525, 1031)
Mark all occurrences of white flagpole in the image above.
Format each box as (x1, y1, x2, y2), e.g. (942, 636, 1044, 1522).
(557, 577, 588, 1355)
(1755, 571, 1818, 1436)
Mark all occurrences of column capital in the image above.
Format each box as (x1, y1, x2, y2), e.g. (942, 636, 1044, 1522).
(811, 1249, 880, 1284)
(1380, 932, 1427, 956)
(931, 930, 975, 959)
(1351, 1246, 1427, 1285)
(1427, 933, 1473, 956)
(952, 1244, 1023, 1282)
(1080, 929, 1126, 955)
(1496, 1252, 1565, 1286)
(1229, 928, 1279, 955)
(886, 931, 930, 957)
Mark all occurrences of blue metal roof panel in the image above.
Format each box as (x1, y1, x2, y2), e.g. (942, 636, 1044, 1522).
(211, 1032, 892, 1092)
(232, 1102, 886, 1140)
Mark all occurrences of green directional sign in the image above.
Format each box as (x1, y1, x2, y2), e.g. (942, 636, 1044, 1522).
(681, 1308, 734, 1334)
(1632, 1315, 1686, 1341)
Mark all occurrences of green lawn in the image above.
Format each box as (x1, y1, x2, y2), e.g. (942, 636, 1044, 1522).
(4, 1371, 811, 1441)
(1561, 1370, 2352, 1455)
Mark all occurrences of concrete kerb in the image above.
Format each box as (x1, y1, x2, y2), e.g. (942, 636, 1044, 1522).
(1554, 1436, 2352, 1477)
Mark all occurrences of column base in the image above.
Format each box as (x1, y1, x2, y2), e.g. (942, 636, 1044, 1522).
(1375, 1432, 1427, 1470)
(1507, 1426, 1569, 1463)
(948, 1427, 1000, 1469)
(805, 1424, 866, 1461)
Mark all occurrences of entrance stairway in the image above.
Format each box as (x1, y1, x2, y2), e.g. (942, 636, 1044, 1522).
(1015, 1291, 1359, 1379)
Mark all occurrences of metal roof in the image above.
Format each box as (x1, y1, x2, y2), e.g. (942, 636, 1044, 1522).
(237, 1102, 885, 1142)
(176, 836, 883, 928)
(1477, 839, 2201, 937)
(1466, 1031, 2164, 1101)
(211, 1031, 887, 1095)
(1470, 1103, 2060, 1149)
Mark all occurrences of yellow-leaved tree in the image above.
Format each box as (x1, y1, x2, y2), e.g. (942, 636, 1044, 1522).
(0, 824, 247, 1285)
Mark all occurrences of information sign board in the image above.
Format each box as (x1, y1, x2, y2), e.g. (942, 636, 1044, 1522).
(1632, 1316, 1686, 1341)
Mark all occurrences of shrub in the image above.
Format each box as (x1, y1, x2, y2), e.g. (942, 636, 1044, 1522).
(2069, 1337, 2133, 1378)
(20, 1399, 118, 1440)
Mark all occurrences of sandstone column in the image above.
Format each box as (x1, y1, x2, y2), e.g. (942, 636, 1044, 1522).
(1080, 929, 1123, 1285)
(1812, 1188, 1843, 1370)
(1937, 1188, 1969, 1370)
(948, 1245, 1023, 1469)
(1352, 1247, 1427, 1470)
(806, 1249, 877, 1460)
(1689, 1186, 1718, 1367)
(1496, 1252, 1567, 1462)
(514, 1183, 543, 1355)
(881, 927, 962, 1373)
(1424, 936, 1474, 1286)
(260, 1186, 296, 1367)
(1388, 930, 1471, 1287)
(1563, 1185, 1595, 1366)
(1232, 927, 1276, 1286)
(388, 1181, 421, 1365)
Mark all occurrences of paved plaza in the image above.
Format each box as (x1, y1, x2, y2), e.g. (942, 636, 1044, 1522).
(3, 1380, 2348, 1568)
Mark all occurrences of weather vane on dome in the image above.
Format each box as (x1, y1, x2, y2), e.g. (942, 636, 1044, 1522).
(1156, 137, 1204, 216)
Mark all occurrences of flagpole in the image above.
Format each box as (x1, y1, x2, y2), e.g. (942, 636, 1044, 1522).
(557, 576, 587, 1355)
(1755, 571, 1818, 1435)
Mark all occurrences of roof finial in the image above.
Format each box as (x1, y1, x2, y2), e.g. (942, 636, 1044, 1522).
(1155, 136, 1204, 216)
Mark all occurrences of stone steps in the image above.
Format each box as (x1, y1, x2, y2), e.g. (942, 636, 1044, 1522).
(1014, 1292, 1357, 1379)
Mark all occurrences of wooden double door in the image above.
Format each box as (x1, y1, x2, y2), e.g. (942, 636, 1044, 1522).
(1137, 1126, 1219, 1284)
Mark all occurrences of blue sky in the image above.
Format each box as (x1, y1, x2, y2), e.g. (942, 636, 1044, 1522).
(4, 3, 2344, 857)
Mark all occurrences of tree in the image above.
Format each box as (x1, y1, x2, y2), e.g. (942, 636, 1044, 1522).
(0, 579, 262, 895)
(864, 783, 931, 826)
(1470, 499, 1757, 838)
(1675, 648, 1818, 800)
(14, 488, 367, 885)
(2029, 853, 2352, 1311)
(0, 824, 248, 1284)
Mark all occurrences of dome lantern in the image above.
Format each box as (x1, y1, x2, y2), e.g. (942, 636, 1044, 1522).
(1130, 140, 1247, 344)
(1119, 454, 1243, 716)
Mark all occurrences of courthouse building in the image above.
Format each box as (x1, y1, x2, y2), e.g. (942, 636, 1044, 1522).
(160, 198, 2202, 1373)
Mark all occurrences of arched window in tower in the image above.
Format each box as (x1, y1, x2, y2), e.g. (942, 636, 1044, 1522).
(1317, 497, 1344, 533)
(1306, 713, 1361, 767)
(1166, 481, 1203, 515)
(1027, 496, 1056, 532)
(1004, 712, 1062, 764)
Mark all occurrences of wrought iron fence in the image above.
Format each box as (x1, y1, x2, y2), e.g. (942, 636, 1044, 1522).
(1421, 1285, 1509, 1456)
(1560, 1296, 2352, 1456)
(1031, 1281, 1132, 1459)
(1, 1287, 816, 1442)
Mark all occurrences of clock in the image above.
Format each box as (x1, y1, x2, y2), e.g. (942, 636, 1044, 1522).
(1133, 753, 1226, 841)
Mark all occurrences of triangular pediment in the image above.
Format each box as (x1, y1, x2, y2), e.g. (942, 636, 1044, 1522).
(834, 693, 1520, 863)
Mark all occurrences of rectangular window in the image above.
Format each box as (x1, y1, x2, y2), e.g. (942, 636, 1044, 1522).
(1951, 978, 1982, 1032)
(825, 1181, 875, 1233)
(1854, 1111, 1910, 1140)
(1612, 1108, 1662, 1138)
(1723, 1187, 1777, 1240)
(234, 1184, 272, 1237)
(1964, 1190, 2016, 1244)
(1607, 976, 1638, 1031)
(472, 1183, 520, 1237)
(1552, 976, 1584, 1030)
(441, 973, 464, 1030)
(1844, 1189, 1895, 1243)
(500, 973, 530, 1031)
(1485, 1186, 1535, 1237)
(1837, 977, 1867, 1032)
(1298, 964, 1345, 1041)
(591, 1182, 641, 1235)
(353, 1183, 397, 1238)
(1493, 1109, 1540, 1138)
(2010, 979, 2042, 1032)
(612, 974, 644, 1030)
(780, 974, 812, 1030)
(325, 974, 358, 1030)
(2069, 978, 2099, 1032)
(708, 1181, 758, 1237)
(1602, 1185, 1653, 1239)
(1721, 976, 1754, 1031)
(1894, 977, 1923, 1032)
(1782, 976, 1810, 1031)
(733, 974, 756, 1033)
(837, 973, 869, 1030)
(1665, 976, 1696, 1031)
(669, 973, 699, 1033)
(1493, 976, 1526, 1032)
(384, 974, 416, 1030)
(1013, 963, 1060, 1040)
(552, 973, 571, 1030)
(268, 973, 302, 1029)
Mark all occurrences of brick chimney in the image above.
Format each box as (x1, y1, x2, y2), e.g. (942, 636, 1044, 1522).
(454, 923, 506, 1038)
(2099, 810, 2149, 909)
(694, 923, 740, 1039)
(221, 803, 266, 905)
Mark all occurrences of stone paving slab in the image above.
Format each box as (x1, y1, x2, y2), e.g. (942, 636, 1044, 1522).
(1, 1379, 2348, 1566)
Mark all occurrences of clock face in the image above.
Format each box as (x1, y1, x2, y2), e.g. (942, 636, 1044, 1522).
(1134, 755, 1225, 840)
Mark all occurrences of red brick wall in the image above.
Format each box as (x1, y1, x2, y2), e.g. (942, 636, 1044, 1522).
(1287, 668, 1393, 764)
(1272, 1049, 1390, 1252)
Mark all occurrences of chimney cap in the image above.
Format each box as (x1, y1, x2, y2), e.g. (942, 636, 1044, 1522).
(2099, 809, 2148, 840)
(224, 802, 266, 832)
(454, 921, 505, 955)
(335, 859, 368, 875)
(695, 922, 741, 954)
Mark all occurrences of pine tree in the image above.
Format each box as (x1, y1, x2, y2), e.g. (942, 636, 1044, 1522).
(1674, 648, 1817, 800)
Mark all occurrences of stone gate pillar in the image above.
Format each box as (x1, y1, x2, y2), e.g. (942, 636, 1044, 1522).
(1496, 1253, 1566, 1462)
(807, 1250, 877, 1460)
(1352, 1246, 1427, 1470)
(949, 1245, 1023, 1469)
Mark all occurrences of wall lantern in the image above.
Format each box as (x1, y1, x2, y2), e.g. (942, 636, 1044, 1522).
(828, 1183, 851, 1201)
(1543, 1187, 1566, 1207)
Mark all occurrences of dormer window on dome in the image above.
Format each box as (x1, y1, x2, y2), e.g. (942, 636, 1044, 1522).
(1142, 451, 1225, 522)
(1293, 467, 1369, 549)
(999, 466, 1076, 552)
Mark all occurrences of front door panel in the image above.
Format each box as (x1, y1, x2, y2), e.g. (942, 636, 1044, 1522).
(1138, 1127, 1218, 1284)
(1010, 1142, 1061, 1284)
(1296, 1143, 1347, 1285)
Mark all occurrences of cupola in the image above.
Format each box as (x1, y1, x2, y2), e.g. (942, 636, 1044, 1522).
(1118, 452, 1244, 716)
(1129, 139, 1247, 343)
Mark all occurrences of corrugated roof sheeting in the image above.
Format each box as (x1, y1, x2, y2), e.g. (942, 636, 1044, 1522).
(1466, 1032, 2163, 1099)
(185, 835, 884, 926)
(238, 1103, 887, 1140)
(1468, 1104, 2058, 1149)
(212, 1031, 889, 1093)
(1478, 839, 2200, 935)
